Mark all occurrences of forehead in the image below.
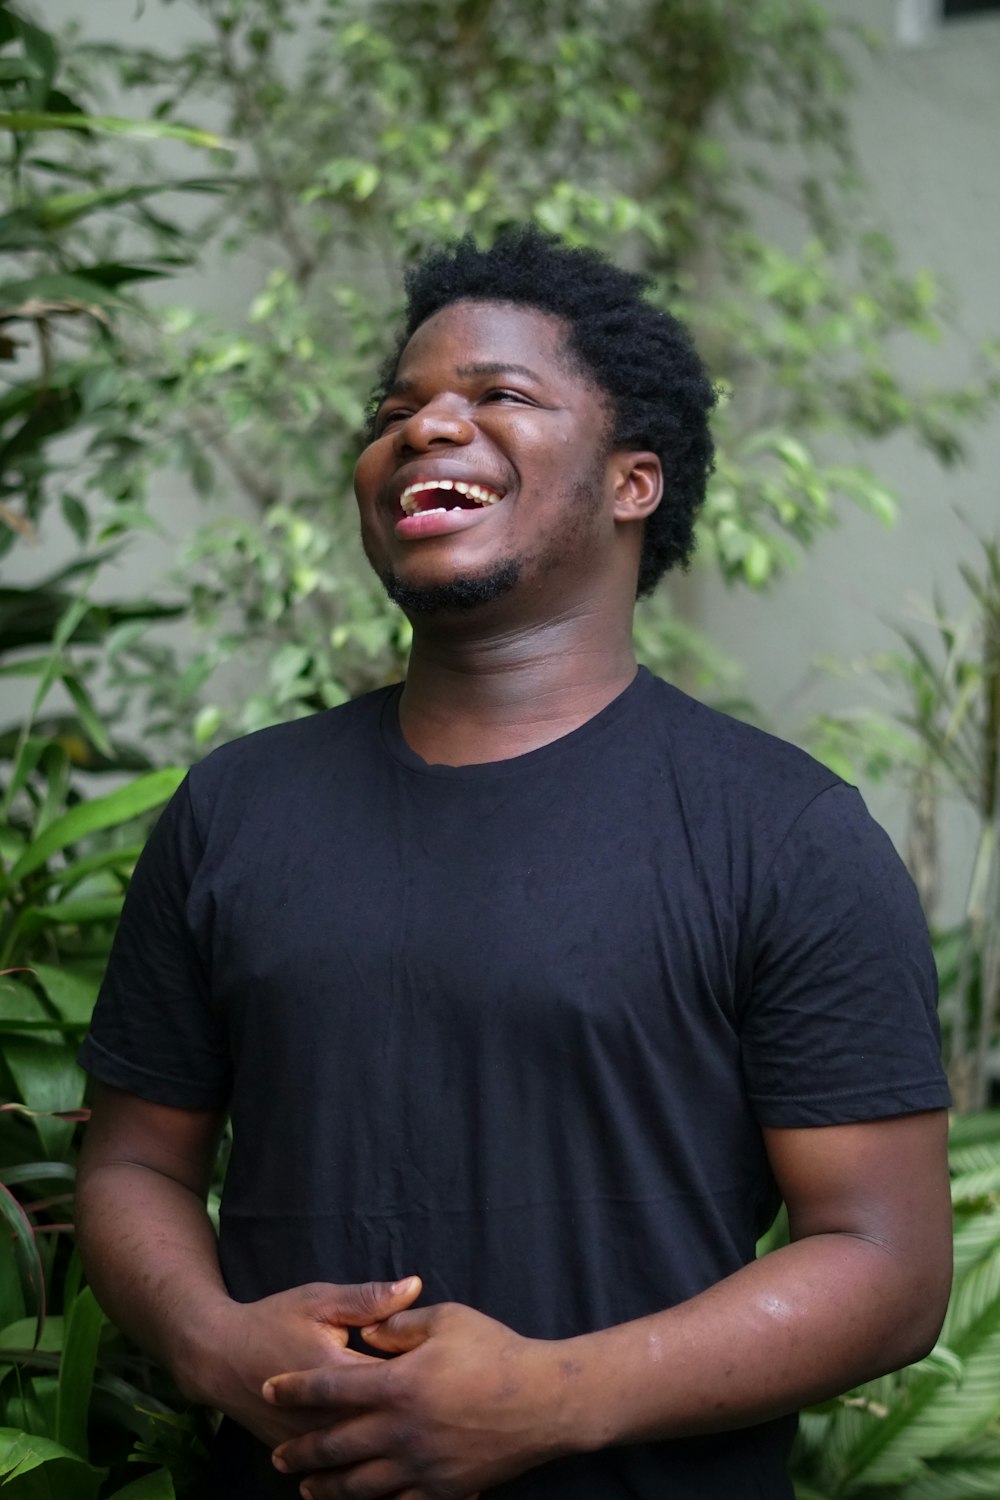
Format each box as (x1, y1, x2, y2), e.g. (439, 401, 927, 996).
(393, 299, 592, 390)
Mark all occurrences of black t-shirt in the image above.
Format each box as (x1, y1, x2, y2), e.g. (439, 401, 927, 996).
(79, 669, 950, 1498)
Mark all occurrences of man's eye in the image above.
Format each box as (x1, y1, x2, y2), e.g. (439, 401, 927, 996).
(377, 409, 410, 430)
(482, 389, 531, 405)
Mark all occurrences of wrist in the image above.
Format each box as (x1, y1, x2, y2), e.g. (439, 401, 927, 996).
(166, 1292, 244, 1407)
(527, 1333, 617, 1461)
(539, 1329, 635, 1458)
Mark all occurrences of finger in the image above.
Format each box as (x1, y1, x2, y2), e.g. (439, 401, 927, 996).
(297, 1458, 410, 1500)
(327, 1276, 422, 1328)
(264, 1358, 388, 1410)
(360, 1306, 437, 1353)
(273, 1414, 391, 1475)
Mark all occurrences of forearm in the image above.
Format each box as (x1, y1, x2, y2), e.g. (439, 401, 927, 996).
(559, 1231, 945, 1453)
(75, 1158, 232, 1402)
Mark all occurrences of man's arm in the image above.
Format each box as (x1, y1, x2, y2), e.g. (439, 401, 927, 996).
(267, 1110, 952, 1498)
(75, 1082, 422, 1448)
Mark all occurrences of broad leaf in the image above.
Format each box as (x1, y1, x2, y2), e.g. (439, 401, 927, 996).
(30, 963, 99, 1026)
(4, 1037, 86, 1157)
(9, 768, 183, 881)
(0, 1427, 104, 1500)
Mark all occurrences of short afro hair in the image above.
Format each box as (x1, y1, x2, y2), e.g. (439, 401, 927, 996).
(370, 225, 717, 596)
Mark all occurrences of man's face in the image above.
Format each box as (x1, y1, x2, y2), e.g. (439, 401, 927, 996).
(354, 299, 626, 617)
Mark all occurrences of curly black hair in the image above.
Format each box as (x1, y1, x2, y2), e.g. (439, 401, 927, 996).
(370, 225, 717, 596)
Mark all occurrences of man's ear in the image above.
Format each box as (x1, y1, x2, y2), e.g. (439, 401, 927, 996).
(611, 452, 663, 524)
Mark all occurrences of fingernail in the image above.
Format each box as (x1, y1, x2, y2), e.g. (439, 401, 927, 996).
(301, 1489, 314, 1500)
(391, 1276, 417, 1293)
(262, 1380, 276, 1402)
(361, 1323, 378, 1336)
(272, 1454, 289, 1473)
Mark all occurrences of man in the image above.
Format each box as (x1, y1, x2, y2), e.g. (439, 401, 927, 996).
(76, 227, 953, 1500)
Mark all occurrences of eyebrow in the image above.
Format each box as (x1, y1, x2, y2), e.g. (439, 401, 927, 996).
(383, 361, 544, 399)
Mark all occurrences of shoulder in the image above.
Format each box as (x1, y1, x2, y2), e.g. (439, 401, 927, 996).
(637, 669, 843, 829)
(183, 686, 395, 834)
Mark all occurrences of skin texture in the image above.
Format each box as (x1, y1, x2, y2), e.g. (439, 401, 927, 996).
(75, 299, 954, 1500)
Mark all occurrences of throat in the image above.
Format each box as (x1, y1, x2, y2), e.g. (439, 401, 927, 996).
(398, 648, 639, 768)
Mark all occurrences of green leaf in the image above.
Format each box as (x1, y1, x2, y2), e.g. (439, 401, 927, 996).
(0, 1186, 44, 1338)
(32, 180, 226, 231)
(0, 1428, 104, 1499)
(25, 894, 125, 926)
(0, 1315, 64, 1353)
(29, 964, 98, 1026)
(60, 675, 113, 759)
(0, 111, 227, 150)
(49, 844, 142, 892)
(56, 1288, 103, 1460)
(0, 271, 126, 314)
(9, 768, 184, 882)
(3, 1038, 86, 1157)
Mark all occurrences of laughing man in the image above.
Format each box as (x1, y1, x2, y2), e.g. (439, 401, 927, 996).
(76, 228, 952, 1500)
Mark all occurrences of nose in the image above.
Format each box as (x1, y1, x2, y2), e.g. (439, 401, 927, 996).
(394, 395, 475, 452)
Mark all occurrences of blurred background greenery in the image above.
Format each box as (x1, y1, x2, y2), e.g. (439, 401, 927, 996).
(1, 0, 999, 1494)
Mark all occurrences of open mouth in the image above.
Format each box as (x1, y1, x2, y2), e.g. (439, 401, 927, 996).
(399, 479, 503, 516)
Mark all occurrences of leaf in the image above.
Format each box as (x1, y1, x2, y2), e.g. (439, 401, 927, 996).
(9, 768, 184, 882)
(49, 844, 143, 892)
(61, 675, 113, 759)
(0, 1428, 104, 1499)
(0, 111, 227, 151)
(56, 1288, 103, 1459)
(32, 180, 227, 231)
(29, 964, 99, 1026)
(25, 894, 125, 927)
(0, 1185, 44, 1339)
(3, 1037, 86, 1157)
(0, 271, 126, 316)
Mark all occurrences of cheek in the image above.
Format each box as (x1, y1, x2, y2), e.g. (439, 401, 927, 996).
(353, 440, 385, 502)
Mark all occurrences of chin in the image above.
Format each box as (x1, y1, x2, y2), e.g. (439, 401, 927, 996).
(380, 560, 521, 615)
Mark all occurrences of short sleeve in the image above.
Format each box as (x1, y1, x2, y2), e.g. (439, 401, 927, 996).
(77, 776, 232, 1110)
(742, 783, 950, 1127)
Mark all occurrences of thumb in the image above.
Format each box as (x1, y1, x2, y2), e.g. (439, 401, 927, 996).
(330, 1276, 422, 1327)
(361, 1305, 436, 1354)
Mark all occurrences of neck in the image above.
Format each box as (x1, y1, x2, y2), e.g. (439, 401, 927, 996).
(398, 596, 638, 766)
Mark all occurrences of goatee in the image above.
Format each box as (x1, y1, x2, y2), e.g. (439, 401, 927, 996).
(380, 560, 521, 614)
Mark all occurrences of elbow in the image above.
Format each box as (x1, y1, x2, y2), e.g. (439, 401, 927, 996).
(889, 1252, 953, 1369)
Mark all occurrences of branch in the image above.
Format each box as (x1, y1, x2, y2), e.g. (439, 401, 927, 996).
(188, 412, 280, 512)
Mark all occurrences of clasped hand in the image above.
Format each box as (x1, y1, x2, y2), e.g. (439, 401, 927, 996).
(265, 1300, 574, 1500)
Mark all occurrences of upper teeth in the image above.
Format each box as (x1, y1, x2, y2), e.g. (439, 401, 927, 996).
(399, 479, 502, 515)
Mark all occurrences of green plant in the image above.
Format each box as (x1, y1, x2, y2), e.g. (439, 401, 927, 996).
(0, 3, 224, 1489)
(810, 536, 1000, 1111)
(791, 1110, 1000, 1499)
